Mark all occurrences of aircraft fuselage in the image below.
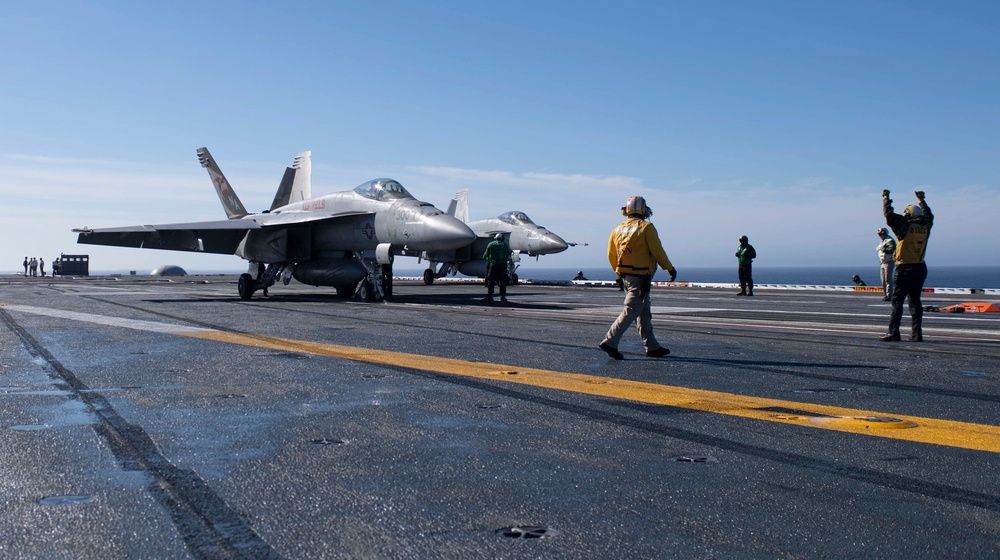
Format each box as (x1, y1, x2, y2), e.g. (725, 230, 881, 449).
(243, 188, 474, 263)
(468, 217, 569, 257)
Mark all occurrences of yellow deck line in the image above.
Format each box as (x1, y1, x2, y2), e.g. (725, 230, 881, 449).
(182, 330, 1000, 453)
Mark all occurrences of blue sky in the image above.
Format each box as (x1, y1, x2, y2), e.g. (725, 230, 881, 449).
(2, 0, 997, 275)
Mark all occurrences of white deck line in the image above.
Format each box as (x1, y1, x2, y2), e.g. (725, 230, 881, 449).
(1, 304, 211, 334)
(571, 280, 1000, 296)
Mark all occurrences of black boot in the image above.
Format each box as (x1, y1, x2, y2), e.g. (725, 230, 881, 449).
(599, 343, 624, 360)
(646, 347, 670, 358)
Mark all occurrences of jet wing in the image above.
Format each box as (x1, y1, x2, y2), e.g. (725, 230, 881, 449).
(74, 210, 374, 255)
(254, 209, 372, 226)
(75, 219, 260, 254)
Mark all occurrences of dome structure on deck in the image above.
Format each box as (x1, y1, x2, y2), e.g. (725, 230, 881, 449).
(149, 265, 188, 276)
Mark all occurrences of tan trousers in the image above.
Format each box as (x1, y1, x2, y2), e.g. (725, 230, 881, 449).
(601, 275, 662, 352)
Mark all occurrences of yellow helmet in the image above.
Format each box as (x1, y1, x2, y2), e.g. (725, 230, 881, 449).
(903, 204, 923, 219)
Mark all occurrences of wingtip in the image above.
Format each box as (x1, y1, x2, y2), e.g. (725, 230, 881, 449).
(196, 147, 211, 168)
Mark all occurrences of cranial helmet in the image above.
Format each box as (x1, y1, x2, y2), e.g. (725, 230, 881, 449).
(622, 196, 652, 218)
(494, 233, 504, 240)
(877, 227, 887, 236)
(903, 204, 924, 219)
(739, 235, 749, 243)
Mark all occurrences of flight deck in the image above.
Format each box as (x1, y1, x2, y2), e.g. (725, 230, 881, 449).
(2, 274, 999, 558)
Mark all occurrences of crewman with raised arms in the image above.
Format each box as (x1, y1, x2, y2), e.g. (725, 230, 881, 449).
(880, 189, 933, 342)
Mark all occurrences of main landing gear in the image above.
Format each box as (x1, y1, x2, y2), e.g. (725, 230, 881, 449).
(238, 262, 278, 300)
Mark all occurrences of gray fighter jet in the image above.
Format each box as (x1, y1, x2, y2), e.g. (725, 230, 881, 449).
(420, 189, 570, 284)
(74, 148, 475, 301)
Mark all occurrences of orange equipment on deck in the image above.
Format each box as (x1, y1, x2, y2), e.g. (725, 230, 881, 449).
(939, 302, 1000, 313)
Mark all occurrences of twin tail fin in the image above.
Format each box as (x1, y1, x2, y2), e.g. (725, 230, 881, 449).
(197, 147, 250, 219)
(197, 147, 312, 218)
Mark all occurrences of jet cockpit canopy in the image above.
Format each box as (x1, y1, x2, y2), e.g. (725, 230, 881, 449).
(498, 211, 536, 226)
(353, 179, 414, 202)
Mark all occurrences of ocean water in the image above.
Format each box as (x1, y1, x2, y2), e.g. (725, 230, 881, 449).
(465, 266, 1000, 289)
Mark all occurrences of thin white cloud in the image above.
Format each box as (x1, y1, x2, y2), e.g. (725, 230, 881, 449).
(796, 176, 833, 188)
(0, 164, 204, 200)
(1, 154, 997, 274)
(0, 153, 130, 166)
(412, 166, 645, 192)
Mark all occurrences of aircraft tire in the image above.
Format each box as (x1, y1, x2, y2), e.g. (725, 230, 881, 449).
(358, 279, 376, 302)
(423, 269, 435, 285)
(238, 273, 256, 300)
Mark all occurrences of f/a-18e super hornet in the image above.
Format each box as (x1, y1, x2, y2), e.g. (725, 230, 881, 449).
(419, 189, 570, 284)
(74, 148, 475, 301)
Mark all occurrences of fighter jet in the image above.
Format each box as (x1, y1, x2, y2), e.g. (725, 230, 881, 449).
(74, 148, 475, 301)
(419, 189, 569, 284)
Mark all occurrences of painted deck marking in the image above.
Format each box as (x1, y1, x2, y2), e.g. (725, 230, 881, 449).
(3, 304, 211, 334)
(184, 330, 1000, 454)
(5, 302, 999, 453)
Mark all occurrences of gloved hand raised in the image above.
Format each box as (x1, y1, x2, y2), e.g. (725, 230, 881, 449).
(915, 191, 925, 201)
(882, 189, 890, 198)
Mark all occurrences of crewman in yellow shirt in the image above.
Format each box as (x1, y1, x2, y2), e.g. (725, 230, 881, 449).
(599, 196, 677, 360)
(880, 190, 933, 342)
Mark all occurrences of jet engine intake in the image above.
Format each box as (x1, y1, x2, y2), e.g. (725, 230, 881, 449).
(375, 243, 393, 265)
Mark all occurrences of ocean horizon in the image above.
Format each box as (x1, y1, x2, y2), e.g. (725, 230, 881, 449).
(61, 265, 1000, 289)
(491, 265, 1000, 289)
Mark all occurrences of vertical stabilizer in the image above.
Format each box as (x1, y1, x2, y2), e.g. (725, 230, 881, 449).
(268, 150, 312, 210)
(289, 151, 311, 203)
(269, 167, 296, 211)
(450, 189, 470, 223)
(196, 147, 250, 219)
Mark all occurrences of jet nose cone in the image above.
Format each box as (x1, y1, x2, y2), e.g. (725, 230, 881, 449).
(423, 215, 476, 250)
(538, 232, 569, 254)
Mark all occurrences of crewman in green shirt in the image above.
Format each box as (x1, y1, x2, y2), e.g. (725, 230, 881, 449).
(482, 233, 511, 303)
(735, 236, 756, 296)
